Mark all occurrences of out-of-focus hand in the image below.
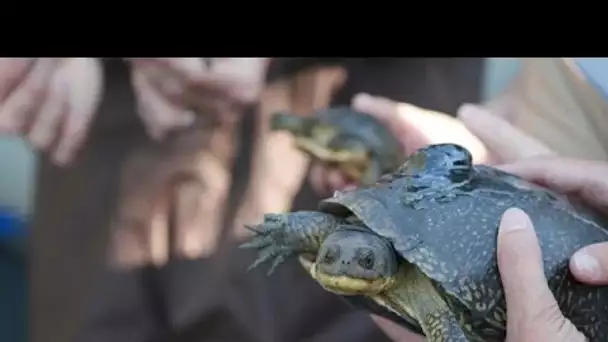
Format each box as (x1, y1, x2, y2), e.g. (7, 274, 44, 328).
(496, 207, 587, 342)
(0, 58, 103, 166)
(500, 157, 608, 286)
(309, 93, 555, 196)
(130, 58, 268, 140)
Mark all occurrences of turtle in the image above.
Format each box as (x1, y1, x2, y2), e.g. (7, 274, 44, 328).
(270, 106, 404, 185)
(241, 143, 608, 342)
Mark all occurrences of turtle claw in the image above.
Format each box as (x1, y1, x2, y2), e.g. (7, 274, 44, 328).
(240, 220, 297, 275)
(246, 246, 279, 271)
(239, 225, 274, 249)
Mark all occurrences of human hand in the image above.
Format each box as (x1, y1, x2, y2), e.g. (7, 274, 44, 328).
(130, 58, 268, 140)
(309, 93, 555, 196)
(500, 157, 608, 286)
(496, 207, 587, 342)
(0, 58, 103, 165)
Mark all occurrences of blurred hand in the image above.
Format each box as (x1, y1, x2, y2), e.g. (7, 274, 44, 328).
(130, 58, 268, 140)
(309, 93, 555, 196)
(500, 157, 608, 286)
(0, 58, 103, 165)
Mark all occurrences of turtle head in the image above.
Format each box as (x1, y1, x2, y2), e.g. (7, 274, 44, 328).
(308, 226, 398, 295)
(271, 111, 367, 167)
(270, 112, 319, 137)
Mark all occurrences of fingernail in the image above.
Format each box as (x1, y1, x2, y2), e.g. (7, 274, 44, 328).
(53, 150, 70, 166)
(500, 207, 530, 232)
(457, 103, 479, 120)
(352, 93, 373, 107)
(571, 251, 601, 281)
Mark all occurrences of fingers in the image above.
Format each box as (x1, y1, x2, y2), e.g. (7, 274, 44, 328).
(351, 93, 414, 149)
(0, 58, 34, 102)
(131, 58, 207, 104)
(498, 158, 608, 213)
(52, 58, 104, 165)
(27, 68, 68, 150)
(570, 242, 608, 285)
(498, 207, 587, 342)
(308, 163, 349, 196)
(458, 104, 555, 163)
(352, 93, 489, 162)
(132, 68, 195, 140)
(309, 163, 330, 195)
(202, 58, 268, 103)
(497, 208, 559, 320)
(0, 58, 59, 133)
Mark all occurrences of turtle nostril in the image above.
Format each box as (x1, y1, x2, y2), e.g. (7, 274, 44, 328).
(322, 245, 341, 264)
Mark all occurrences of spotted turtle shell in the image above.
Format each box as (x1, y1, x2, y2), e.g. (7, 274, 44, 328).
(318, 164, 608, 341)
(314, 107, 403, 170)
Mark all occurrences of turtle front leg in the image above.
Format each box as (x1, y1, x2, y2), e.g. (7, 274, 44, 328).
(385, 266, 471, 342)
(240, 211, 342, 274)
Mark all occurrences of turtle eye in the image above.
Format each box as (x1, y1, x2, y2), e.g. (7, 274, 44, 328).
(358, 252, 375, 270)
(322, 246, 340, 264)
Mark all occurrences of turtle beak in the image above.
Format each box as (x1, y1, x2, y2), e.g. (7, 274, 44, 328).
(298, 255, 315, 274)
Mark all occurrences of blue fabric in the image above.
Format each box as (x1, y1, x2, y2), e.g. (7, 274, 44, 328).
(0, 210, 24, 239)
(574, 58, 608, 99)
(0, 208, 26, 342)
(0, 254, 26, 342)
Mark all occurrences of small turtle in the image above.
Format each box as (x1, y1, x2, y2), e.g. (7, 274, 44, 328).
(242, 143, 608, 342)
(270, 106, 404, 185)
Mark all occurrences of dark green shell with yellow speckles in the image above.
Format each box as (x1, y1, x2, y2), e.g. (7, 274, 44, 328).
(315, 107, 404, 168)
(319, 161, 608, 341)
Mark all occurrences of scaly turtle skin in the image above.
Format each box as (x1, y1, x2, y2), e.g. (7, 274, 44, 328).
(270, 106, 404, 185)
(241, 143, 608, 342)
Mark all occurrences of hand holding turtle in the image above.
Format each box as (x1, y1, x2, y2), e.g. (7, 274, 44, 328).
(372, 203, 599, 342)
(500, 157, 608, 286)
(496, 207, 587, 342)
(130, 58, 268, 140)
(245, 144, 608, 342)
(309, 93, 555, 196)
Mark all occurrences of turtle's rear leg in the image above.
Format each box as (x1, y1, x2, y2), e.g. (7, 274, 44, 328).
(240, 211, 342, 274)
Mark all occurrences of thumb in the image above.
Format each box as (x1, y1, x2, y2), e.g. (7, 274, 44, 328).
(570, 242, 608, 285)
(497, 208, 560, 321)
(352, 93, 488, 159)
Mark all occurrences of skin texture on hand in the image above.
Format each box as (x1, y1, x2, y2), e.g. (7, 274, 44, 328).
(308, 93, 555, 196)
(500, 157, 608, 286)
(0, 58, 103, 166)
(130, 58, 268, 140)
(497, 208, 587, 342)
